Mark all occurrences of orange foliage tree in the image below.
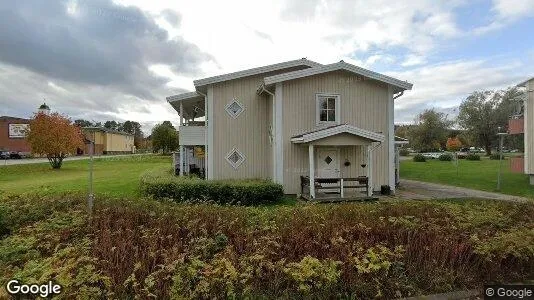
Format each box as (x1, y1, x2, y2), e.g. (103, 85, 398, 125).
(26, 112, 84, 169)
(446, 137, 463, 152)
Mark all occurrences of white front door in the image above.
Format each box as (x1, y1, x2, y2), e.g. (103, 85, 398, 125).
(316, 148, 340, 178)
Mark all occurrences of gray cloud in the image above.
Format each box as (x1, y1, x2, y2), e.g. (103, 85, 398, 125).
(0, 0, 212, 100)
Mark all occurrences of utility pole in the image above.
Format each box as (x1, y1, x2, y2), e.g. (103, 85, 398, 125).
(497, 130, 508, 191)
(88, 141, 94, 217)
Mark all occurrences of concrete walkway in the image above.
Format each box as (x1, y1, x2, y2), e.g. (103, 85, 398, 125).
(0, 153, 152, 166)
(396, 179, 531, 202)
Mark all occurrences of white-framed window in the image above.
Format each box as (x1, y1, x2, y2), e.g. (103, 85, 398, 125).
(225, 98, 245, 119)
(225, 147, 246, 169)
(316, 94, 340, 126)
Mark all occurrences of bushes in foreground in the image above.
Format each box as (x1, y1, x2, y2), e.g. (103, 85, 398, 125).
(466, 154, 481, 161)
(438, 153, 454, 161)
(139, 168, 284, 205)
(413, 154, 426, 162)
(2, 194, 533, 299)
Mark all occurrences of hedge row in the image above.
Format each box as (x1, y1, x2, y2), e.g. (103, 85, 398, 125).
(139, 168, 284, 205)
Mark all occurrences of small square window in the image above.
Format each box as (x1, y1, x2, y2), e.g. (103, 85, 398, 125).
(316, 94, 340, 125)
(225, 147, 246, 169)
(225, 99, 245, 119)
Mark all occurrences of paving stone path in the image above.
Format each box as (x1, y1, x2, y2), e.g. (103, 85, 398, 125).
(395, 179, 531, 202)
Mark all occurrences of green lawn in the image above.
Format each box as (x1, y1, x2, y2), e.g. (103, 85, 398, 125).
(0, 155, 171, 197)
(400, 157, 534, 198)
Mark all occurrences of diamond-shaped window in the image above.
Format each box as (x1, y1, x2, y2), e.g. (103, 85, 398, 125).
(324, 156, 333, 164)
(226, 148, 246, 169)
(225, 99, 244, 119)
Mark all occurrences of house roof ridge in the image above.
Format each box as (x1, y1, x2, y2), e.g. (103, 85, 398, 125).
(263, 61, 413, 92)
(193, 58, 322, 88)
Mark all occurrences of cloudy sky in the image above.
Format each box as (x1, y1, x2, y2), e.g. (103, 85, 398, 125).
(1, 0, 533, 133)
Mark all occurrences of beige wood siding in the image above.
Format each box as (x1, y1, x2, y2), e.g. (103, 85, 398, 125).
(527, 79, 534, 174)
(105, 133, 133, 152)
(210, 67, 307, 180)
(282, 71, 391, 194)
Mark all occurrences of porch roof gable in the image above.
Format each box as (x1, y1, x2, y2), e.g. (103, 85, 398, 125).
(166, 91, 205, 119)
(291, 124, 385, 144)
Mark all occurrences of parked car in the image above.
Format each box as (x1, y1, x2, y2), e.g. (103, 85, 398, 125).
(456, 147, 470, 159)
(0, 150, 9, 159)
(421, 152, 441, 159)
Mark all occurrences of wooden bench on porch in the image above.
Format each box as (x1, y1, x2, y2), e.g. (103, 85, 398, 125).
(300, 176, 369, 199)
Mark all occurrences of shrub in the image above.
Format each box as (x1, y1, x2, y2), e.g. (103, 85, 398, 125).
(490, 154, 506, 160)
(139, 168, 284, 205)
(438, 153, 454, 161)
(399, 149, 410, 156)
(465, 154, 481, 161)
(413, 154, 426, 162)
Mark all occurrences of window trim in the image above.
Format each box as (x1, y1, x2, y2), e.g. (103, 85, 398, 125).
(316, 93, 341, 126)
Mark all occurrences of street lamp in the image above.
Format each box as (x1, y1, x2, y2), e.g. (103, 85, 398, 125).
(496, 127, 508, 191)
(86, 140, 95, 217)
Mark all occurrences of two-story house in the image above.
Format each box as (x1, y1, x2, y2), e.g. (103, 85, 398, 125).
(167, 58, 413, 198)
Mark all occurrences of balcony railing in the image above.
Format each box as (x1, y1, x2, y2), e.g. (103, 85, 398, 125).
(179, 125, 206, 146)
(508, 115, 524, 134)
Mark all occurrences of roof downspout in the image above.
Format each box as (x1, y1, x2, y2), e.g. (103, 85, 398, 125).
(393, 91, 404, 100)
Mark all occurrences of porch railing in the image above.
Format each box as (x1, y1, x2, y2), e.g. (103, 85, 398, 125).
(300, 176, 369, 199)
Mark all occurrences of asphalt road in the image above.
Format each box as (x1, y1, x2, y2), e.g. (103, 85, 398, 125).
(0, 153, 151, 166)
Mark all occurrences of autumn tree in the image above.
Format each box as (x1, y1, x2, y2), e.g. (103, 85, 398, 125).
(446, 137, 462, 152)
(26, 112, 84, 169)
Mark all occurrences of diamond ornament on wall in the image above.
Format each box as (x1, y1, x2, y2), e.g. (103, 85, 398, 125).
(225, 99, 244, 119)
(225, 147, 246, 169)
(324, 156, 333, 164)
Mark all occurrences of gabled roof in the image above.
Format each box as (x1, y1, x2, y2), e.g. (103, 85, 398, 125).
(263, 61, 413, 93)
(194, 58, 321, 89)
(291, 124, 384, 144)
(517, 76, 534, 87)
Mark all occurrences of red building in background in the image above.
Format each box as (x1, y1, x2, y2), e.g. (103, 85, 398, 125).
(0, 103, 51, 155)
(0, 116, 32, 153)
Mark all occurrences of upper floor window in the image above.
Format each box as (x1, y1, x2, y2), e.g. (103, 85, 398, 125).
(316, 94, 340, 126)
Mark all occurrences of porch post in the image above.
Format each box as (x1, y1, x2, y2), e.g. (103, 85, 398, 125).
(179, 145, 184, 176)
(309, 144, 315, 199)
(367, 144, 372, 197)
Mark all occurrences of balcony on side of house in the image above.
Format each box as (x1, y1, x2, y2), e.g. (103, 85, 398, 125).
(510, 156, 524, 174)
(508, 115, 524, 134)
(179, 121, 206, 146)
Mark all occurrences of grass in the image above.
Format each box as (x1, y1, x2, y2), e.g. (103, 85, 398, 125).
(0, 155, 171, 197)
(400, 157, 534, 198)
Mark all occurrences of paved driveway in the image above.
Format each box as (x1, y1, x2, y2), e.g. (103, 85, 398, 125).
(396, 179, 530, 202)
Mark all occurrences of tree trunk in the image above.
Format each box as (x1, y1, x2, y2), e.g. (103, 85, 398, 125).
(47, 154, 65, 169)
(485, 144, 492, 156)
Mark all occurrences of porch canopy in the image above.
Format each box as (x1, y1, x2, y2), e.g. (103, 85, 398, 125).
(167, 92, 205, 120)
(291, 124, 384, 198)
